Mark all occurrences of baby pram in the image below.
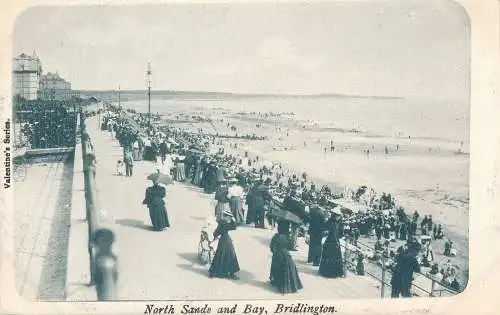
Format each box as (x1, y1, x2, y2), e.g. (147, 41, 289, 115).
(198, 228, 216, 265)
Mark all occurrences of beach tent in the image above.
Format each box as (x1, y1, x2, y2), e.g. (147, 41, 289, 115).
(381, 209, 395, 216)
(167, 137, 178, 145)
(334, 199, 370, 214)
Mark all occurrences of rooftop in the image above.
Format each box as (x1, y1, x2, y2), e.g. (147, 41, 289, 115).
(42, 72, 70, 83)
(14, 52, 40, 61)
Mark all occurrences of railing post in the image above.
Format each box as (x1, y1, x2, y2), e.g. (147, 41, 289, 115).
(430, 278, 436, 297)
(93, 228, 118, 301)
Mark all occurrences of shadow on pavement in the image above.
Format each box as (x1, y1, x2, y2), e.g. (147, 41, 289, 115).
(177, 252, 202, 265)
(182, 185, 214, 198)
(183, 185, 204, 193)
(177, 264, 208, 278)
(230, 270, 278, 294)
(176, 252, 277, 294)
(115, 218, 153, 231)
(190, 216, 205, 221)
(296, 264, 321, 277)
(252, 235, 271, 247)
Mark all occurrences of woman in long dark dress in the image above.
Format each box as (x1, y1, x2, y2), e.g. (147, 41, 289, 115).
(269, 232, 303, 294)
(209, 210, 240, 279)
(204, 163, 218, 194)
(194, 158, 204, 186)
(319, 212, 345, 278)
(214, 179, 230, 221)
(142, 176, 170, 231)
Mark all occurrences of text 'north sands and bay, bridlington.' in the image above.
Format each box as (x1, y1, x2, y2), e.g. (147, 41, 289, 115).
(144, 303, 338, 315)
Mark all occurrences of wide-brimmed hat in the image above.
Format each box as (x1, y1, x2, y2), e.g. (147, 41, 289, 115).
(147, 172, 173, 185)
(250, 173, 260, 180)
(219, 207, 235, 223)
(147, 172, 161, 181)
(216, 176, 227, 183)
(222, 207, 234, 218)
(91, 228, 115, 245)
(329, 206, 342, 216)
(263, 175, 272, 184)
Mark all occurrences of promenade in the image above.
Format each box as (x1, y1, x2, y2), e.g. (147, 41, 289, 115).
(66, 116, 381, 301)
(14, 153, 74, 300)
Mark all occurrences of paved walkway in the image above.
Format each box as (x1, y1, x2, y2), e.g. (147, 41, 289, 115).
(66, 116, 381, 301)
(14, 153, 73, 300)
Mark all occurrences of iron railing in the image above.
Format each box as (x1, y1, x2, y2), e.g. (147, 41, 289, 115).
(268, 198, 459, 298)
(79, 111, 118, 300)
(340, 238, 459, 298)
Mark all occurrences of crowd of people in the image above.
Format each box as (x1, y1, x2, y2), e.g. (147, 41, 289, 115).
(18, 103, 77, 149)
(97, 103, 463, 296)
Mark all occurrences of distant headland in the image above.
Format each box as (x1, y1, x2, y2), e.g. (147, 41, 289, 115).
(75, 89, 405, 101)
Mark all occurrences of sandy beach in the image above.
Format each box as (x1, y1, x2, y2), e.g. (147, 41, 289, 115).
(118, 96, 469, 286)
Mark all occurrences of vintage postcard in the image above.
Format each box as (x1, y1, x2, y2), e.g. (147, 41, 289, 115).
(0, 0, 498, 314)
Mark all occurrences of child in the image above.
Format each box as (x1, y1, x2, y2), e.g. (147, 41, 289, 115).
(117, 160, 125, 176)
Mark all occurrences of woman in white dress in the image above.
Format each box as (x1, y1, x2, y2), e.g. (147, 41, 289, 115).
(153, 153, 173, 177)
(227, 178, 245, 225)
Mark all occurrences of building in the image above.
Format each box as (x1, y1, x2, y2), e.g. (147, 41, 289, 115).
(12, 52, 43, 100)
(38, 72, 73, 100)
(13, 51, 77, 102)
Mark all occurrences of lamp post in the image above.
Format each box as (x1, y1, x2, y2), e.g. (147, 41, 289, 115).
(20, 63, 25, 100)
(146, 63, 152, 130)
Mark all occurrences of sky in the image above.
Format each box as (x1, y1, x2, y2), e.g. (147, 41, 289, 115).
(12, 1, 470, 101)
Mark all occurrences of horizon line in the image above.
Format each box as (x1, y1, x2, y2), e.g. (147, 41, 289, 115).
(74, 89, 406, 100)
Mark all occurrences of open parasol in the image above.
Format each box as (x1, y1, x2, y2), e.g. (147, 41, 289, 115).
(309, 206, 327, 221)
(271, 208, 303, 225)
(147, 172, 173, 185)
(329, 206, 343, 216)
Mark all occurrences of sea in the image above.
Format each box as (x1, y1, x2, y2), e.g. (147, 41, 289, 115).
(114, 94, 469, 145)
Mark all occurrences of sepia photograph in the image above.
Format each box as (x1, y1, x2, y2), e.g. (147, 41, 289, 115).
(3, 0, 475, 308)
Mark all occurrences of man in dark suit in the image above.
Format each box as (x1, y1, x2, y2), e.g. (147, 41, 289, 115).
(283, 185, 307, 250)
(253, 179, 272, 228)
(307, 196, 326, 266)
(245, 182, 257, 225)
(399, 248, 420, 297)
(159, 140, 168, 163)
